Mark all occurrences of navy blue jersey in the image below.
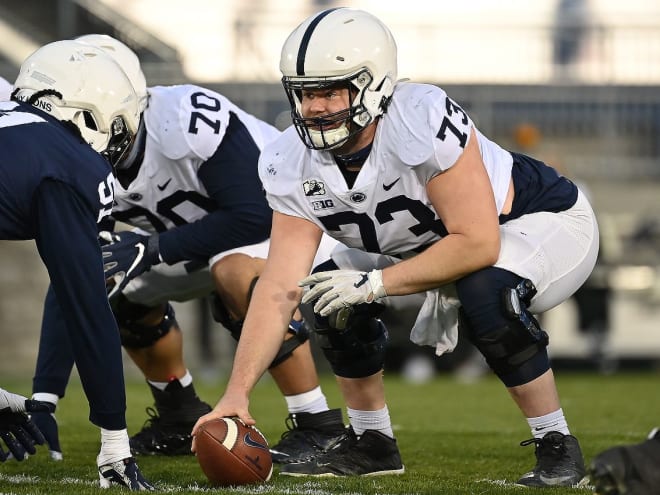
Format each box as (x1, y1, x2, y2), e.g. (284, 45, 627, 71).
(0, 103, 115, 238)
(0, 101, 126, 429)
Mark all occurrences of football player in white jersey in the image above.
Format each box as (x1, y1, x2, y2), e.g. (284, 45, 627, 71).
(30, 35, 346, 464)
(192, 8, 599, 487)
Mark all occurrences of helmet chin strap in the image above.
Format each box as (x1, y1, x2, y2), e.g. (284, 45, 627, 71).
(310, 122, 350, 149)
(114, 117, 146, 170)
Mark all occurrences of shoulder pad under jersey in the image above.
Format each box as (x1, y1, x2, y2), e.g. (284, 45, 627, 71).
(258, 127, 308, 197)
(383, 83, 471, 172)
(145, 84, 230, 161)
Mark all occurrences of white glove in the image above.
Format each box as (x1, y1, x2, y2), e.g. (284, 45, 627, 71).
(0, 389, 27, 413)
(299, 269, 387, 317)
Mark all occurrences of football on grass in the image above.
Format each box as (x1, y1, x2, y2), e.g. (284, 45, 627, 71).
(195, 417, 273, 486)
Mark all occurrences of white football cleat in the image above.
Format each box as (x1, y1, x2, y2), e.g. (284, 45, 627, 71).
(98, 457, 155, 491)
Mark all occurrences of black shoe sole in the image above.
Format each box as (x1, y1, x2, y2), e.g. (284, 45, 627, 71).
(279, 466, 405, 477)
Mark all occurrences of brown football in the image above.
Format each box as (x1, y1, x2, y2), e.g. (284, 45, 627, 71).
(195, 417, 273, 486)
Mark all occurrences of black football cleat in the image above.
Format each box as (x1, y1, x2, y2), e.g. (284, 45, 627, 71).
(279, 427, 404, 477)
(270, 408, 348, 464)
(516, 431, 587, 487)
(129, 407, 200, 456)
(130, 380, 211, 456)
(589, 428, 660, 495)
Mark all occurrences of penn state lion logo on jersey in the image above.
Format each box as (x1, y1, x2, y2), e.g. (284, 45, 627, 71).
(303, 179, 326, 196)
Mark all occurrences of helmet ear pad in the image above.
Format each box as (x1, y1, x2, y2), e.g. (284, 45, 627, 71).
(280, 8, 398, 150)
(13, 40, 140, 163)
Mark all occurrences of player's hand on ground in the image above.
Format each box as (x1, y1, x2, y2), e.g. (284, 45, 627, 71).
(299, 269, 387, 316)
(0, 388, 49, 461)
(100, 231, 161, 299)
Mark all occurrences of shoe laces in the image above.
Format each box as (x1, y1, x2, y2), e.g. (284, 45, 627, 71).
(275, 414, 310, 444)
(133, 407, 163, 438)
(520, 435, 572, 471)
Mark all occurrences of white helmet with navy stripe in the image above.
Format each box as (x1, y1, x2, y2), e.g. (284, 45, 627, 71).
(280, 8, 398, 150)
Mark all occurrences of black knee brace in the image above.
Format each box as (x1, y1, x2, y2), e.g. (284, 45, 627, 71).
(113, 296, 177, 349)
(209, 288, 309, 369)
(209, 292, 243, 340)
(463, 279, 549, 378)
(269, 320, 310, 369)
(303, 302, 388, 379)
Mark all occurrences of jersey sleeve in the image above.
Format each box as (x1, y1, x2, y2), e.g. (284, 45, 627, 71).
(33, 179, 127, 428)
(422, 88, 474, 182)
(145, 85, 231, 162)
(157, 113, 273, 264)
(390, 84, 474, 184)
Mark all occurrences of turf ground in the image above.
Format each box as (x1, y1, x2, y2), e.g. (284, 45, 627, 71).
(1, 371, 658, 494)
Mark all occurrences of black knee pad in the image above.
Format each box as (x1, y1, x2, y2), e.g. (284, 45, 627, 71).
(114, 296, 177, 349)
(306, 303, 388, 379)
(462, 279, 549, 381)
(209, 276, 260, 338)
(209, 292, 243, 340)
(269, 320, 310, 369)
(210, 291, 309, 368)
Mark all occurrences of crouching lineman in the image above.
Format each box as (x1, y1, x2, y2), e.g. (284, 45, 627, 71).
(193, 8, 598, 488)
(4, 40, 152, 489)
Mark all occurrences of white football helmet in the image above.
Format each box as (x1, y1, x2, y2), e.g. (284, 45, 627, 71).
(13, 40, 140, 167)
(76, 34, 149, 113)
(280, 8, 398, 150)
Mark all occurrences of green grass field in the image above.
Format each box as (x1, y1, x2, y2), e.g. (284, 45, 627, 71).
(1, 371, 658, 494)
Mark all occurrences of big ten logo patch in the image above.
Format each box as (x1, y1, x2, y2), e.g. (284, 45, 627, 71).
(311, 199, 334, 211)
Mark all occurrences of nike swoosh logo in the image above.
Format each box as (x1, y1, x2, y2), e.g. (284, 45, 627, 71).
(126, 243, 145, 277)
(243, 432, 268, 450)
(534, 423, 558, 431)
(538, 474, 576, 485)
(383, 177, 400, 191)
(157, 178, 172, 191)
(354, 273, 369, 288)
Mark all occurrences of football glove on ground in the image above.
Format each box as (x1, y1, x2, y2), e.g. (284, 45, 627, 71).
(0, 388, 49, 461)
(100, 231, 161, 299)
(299, 269, 387, 317)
